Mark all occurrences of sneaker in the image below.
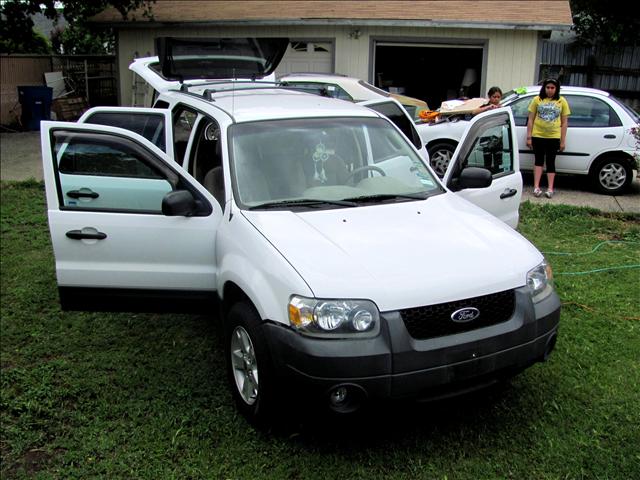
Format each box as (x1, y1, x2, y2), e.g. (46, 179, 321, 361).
(533, 188, 542, 197)
(545, 190, 554, 199)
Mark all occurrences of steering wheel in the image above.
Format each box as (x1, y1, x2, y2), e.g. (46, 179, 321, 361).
(345, 165, 386, 184)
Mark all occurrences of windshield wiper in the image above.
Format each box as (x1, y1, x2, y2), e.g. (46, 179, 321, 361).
(343, 192, 431, 204)
(248, 198, 358, 210)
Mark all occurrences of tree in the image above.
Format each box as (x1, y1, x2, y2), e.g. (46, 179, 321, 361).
(571, 0, 640, 45)
(0, 1, 154, 54)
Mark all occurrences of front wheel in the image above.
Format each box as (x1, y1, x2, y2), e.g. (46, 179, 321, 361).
(225, 301, 276, 425)
(427, 142, 457, 177)
(590, 157, 633, 195)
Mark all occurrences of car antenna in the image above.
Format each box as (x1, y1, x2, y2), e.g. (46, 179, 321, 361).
(232, 68, 236, 115)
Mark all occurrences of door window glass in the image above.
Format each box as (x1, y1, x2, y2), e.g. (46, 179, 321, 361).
(54, 131, 174, 213)
(82, 112, 167, 152)
(564, 95, 621, 127)
(508, 96, 532, 127)
(462, 122, 513, 176)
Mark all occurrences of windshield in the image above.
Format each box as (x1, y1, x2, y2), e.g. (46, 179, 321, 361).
(230, 117, 441, 209)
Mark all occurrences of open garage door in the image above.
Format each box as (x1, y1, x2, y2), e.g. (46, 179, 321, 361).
(275, 41, 333, 76)
(374, 42, 484, 110)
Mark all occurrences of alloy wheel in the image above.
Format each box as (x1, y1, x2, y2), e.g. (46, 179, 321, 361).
(230, 325, 259, 405)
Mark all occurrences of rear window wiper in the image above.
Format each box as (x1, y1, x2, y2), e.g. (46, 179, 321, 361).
(343, 192, 431, 204)
(248, 198, 358, 210)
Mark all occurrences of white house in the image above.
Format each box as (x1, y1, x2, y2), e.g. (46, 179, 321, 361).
(90, 0, 573, 107)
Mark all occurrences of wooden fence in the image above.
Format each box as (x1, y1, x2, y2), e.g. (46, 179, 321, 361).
(539, 41, 640, 110)
(1, 55, 117, 126)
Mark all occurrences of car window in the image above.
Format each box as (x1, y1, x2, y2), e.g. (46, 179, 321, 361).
(357, 80, 391, 98)
(326, 84, 353, 101)
(364, 101, 422, 149)
(282, 82, 353, 101)
(508, 96, 532, 127)
(173, 106, 199, 165)
(460, 120, 514, 177)
(81, 112, 168, 152)
(229, 117, 440, 208)
(54, 130, 175, 213)
(612, 95, 639, 123)
(564, 95, 622, 127)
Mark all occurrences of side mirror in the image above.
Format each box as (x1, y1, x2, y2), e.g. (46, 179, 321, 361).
(458, 167, 492, 189)
(162, 190, 196, 216)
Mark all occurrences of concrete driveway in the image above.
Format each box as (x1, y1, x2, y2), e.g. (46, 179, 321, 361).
(2, 130, 639, 213)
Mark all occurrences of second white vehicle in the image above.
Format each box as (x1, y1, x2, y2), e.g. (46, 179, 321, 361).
(417, 86, 639, 194)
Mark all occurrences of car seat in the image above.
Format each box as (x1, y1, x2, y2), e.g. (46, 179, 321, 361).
(203, 166, 225, 208)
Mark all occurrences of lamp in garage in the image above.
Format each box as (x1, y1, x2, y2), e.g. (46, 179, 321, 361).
(459, 68, 478, 98)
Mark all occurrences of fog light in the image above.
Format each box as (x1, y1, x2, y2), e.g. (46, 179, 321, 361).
(329, 386, 348, 406)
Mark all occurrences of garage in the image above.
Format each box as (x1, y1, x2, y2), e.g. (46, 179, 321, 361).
(274, 41, 333, 76)
(373, 41, 484, 110)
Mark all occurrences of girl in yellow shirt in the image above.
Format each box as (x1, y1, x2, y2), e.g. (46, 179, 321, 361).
(526, 79, 571, 198)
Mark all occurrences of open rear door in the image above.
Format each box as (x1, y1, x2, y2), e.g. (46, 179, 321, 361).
(78, 107, 174, 160)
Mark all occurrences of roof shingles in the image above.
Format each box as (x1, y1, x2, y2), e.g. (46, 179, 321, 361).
(91, 1, 573, 27)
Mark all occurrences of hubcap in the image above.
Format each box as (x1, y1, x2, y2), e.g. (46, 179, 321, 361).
(599, 162, 627, 190)
(230, 326, 259, 405)
(430, 149, 453, 177)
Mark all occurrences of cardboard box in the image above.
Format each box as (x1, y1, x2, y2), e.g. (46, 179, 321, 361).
(52, 96, 89, 121)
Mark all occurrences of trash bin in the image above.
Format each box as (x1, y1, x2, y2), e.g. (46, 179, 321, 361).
(17, 86, 53, 131)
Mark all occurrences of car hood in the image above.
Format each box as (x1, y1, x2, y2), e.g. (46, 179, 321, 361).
(241, 193, 542, 311)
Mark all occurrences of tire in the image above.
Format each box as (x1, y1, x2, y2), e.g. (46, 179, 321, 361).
(590, 156, 633, 195)
(224, 301, 276, 425)
(427, 142, 457, 177)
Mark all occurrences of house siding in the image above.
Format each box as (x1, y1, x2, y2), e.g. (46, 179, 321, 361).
(118, 25, 539, 106)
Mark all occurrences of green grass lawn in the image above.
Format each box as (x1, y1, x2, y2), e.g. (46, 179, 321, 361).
(1, 180, 639, 479)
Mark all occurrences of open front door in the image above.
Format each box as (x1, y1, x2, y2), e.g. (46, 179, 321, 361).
(40, 121, 221, 312)
(443, 108, 523, 228)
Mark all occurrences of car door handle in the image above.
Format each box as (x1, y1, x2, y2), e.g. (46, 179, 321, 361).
(67, 189, 99, 199)
(604, 134, 616, 139)
(500, 188, 518, 199)
(66, 229, 107, 240)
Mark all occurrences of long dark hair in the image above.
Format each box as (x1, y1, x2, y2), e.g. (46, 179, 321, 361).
(539, 78, 560, 100)
(487, 86, 502, 97)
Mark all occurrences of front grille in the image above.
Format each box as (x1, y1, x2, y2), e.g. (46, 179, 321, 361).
(400, 289, 515, 340)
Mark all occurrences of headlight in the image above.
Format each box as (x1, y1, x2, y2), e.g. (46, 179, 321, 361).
(526, 260, 554, 303)
(288, 296, 380, 337)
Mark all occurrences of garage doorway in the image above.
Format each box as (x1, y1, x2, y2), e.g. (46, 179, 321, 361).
(373, 41, 485, 110)
(274, 41, 333, 77)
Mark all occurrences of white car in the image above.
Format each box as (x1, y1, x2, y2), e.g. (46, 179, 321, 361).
(417, 86, 639, 194)
(278, 72, 429, 119)
(40, 38, 559, 424)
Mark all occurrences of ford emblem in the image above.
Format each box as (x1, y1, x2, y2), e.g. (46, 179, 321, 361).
(451, 307, 480, 323)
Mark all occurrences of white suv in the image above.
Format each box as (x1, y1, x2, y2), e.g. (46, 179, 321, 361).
(417, 86, 639, 194)
(40, 38, 560, 424)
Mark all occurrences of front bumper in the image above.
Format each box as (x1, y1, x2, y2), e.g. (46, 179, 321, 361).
(263, 287, 561, 402)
